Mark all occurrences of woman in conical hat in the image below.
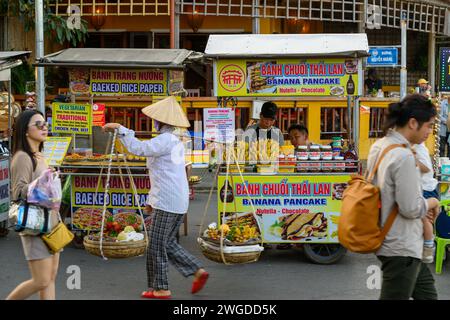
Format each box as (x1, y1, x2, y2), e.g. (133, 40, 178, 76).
(103, 96, 209, 299)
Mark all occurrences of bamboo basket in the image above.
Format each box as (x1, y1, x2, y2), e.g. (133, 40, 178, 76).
(198, 238, 263, 264)
(83, 236, 147, 259)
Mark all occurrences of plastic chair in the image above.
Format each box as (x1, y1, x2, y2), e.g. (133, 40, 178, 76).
(435, 236, 450, 274)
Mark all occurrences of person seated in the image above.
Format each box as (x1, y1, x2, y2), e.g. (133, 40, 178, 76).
(417, 78, 431, 98)
(364, 68, 383, 96)
(288, 124, 311, 148)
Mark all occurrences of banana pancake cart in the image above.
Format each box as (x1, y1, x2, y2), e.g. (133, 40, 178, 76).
(36, 49, 202, 247)
(202, 34, 368, 264)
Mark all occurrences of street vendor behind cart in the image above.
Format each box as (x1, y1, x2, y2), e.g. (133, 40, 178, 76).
(103, 96, 209, 299)
(244, 101, 284, 145)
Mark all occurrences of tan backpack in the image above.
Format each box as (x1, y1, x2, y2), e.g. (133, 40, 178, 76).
(338, 144, 406, 253)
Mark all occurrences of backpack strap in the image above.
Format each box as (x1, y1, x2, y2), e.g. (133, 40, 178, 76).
(367, 143, 407, 183)
(367, 143, 408, 239)
(380, 205, 398, 239)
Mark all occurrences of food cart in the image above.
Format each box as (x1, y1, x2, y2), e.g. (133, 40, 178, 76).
(36, 48, 202, 246)
(203, 34, 368, 264)
(0, 51, 30, 237)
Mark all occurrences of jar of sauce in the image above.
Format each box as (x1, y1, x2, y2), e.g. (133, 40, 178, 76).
(320, 145, 333, 160)
(309, 145, 320, 161)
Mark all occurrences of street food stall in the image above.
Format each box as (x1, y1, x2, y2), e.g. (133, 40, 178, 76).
(36, 48, 202, 250)
(0, 51, 30, 237)
(199, 34, 368, 264)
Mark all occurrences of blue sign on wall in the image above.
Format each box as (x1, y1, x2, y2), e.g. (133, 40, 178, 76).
(367, 48, 399, 66)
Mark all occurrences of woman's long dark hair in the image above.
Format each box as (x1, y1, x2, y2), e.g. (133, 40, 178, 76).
(13, 110, 44, 170)
(383, 94, 437, 133)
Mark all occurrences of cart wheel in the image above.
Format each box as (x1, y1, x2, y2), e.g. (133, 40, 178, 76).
(303, 243, 346, 265)
(0, 221, 8, 238)
(72, 231, 85, 249)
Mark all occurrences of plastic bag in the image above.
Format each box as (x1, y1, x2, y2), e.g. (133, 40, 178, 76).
(27, 169, 62, 211)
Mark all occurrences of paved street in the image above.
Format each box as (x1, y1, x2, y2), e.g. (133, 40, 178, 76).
(2, 176, 450, 300)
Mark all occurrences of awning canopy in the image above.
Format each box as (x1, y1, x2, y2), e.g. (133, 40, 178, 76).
(36, 48, 203, 69)
(0, 51, 31, 71)
(205, 34, 370, 58)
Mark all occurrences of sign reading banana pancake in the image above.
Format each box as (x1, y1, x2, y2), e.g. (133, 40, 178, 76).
(215, 59, 359, 97)
(90, 69, 168, 96)
(217, 175, 349, 243)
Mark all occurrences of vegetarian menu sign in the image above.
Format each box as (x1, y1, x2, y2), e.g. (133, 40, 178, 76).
(215, 59, 359, 97)
(90, 69, 168, 96)
(52, 103, 92, 135)
(217, 175, 350, 243)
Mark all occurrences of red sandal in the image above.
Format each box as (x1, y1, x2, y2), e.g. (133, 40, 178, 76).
(141, 291, 172, 299)
(191, 271, 209, 294)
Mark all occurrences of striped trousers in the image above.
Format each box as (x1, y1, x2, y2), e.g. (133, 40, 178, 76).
(146, 209, 203, 290)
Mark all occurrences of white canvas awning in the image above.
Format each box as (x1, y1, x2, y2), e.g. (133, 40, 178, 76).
(205, 34, 370, 58)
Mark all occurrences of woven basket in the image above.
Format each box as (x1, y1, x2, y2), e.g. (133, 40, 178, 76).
(198, 239, 262, 264)
(83, 236, 147, 259)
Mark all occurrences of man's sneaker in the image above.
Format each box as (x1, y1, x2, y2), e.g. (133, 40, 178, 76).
(422, 246, 435, 264)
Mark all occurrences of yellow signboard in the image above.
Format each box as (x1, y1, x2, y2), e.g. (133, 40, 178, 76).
(52, 103, 92, 135)
(216, 59, 359, 97)
(90, 69, 168, 96)
(217, 174, 350, 243)
(43, 137, 73, 166)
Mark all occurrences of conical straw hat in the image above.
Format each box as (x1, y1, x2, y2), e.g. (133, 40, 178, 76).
(142, 96, 190, 128)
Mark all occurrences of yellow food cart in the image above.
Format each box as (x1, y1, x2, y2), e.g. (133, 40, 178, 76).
(205, 34, 368, 264)
(36, 48, 201, 245)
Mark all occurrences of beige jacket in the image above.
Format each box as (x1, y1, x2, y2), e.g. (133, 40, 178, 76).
(366, 130, 428, 259)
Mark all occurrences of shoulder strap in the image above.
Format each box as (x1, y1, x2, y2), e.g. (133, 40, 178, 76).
(255, 126, 272, 140)
(380, 205, 398, 239)
(367, 143, 407, 182)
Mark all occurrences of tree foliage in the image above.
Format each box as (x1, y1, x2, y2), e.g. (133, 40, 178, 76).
(1, 0, 89, 47)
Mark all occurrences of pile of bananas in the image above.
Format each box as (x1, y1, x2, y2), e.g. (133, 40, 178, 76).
(189, 176, 201, 183)
(126, 154, 147, 162)
(249, 139, 279, 164)
(221, 139, 280, 164)
(206, 223, 259, 243)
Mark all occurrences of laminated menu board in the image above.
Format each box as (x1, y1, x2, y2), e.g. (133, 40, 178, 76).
(43, 137, 72, 166)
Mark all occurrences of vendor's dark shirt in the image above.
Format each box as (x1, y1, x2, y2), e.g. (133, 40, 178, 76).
(365, 78, 383, 92)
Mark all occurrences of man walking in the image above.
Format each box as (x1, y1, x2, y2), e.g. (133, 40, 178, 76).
(366, 94, 440, 300)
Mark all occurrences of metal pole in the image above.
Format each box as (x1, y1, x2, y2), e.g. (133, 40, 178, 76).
(400, 11, 407, 99)
(174, 1, 180, 49)
(7, 79, 11, 155)
(253, 0, 260, 34)
(170, 0, 175, 48)
(428, 30, 436, 96)
(353, 96, 360, 155)
(35, 0, 45, 114)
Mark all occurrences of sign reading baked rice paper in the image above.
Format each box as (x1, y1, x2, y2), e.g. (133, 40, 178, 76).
(215, 59, 359, 97)
(217, 175, 350, 243)
(71, 175, 150, 230)
(51, 103, 92, 135)
(90, 69, 168, 96)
